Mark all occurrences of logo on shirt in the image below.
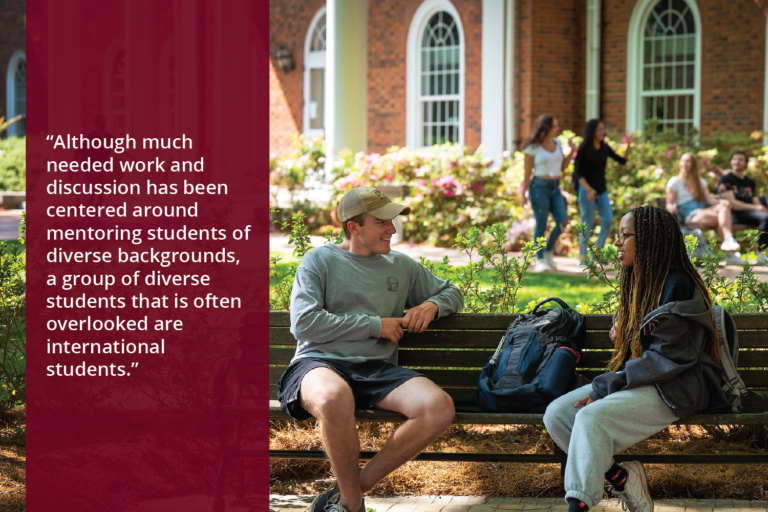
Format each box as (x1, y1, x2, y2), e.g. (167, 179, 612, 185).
(386, 276, 399, 292)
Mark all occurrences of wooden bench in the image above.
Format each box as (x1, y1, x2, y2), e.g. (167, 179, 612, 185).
(210, 311, 768, 510)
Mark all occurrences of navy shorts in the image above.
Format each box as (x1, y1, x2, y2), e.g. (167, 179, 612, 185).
(276, 357, 425, 421)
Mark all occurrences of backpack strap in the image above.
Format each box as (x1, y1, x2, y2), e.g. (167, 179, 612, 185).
(532, 297, 572, 313)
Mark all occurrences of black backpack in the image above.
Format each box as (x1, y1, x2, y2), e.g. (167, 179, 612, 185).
(475, 298, 587, 413)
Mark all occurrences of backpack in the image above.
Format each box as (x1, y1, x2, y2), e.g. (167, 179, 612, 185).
(475, 298, 587, 413)
(711, 305, 749, 412)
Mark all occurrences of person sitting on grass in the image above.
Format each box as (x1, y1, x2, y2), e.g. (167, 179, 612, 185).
(718, 150, 768, 265)
(543, 205, 732, 512)
(665, 152, 741, 264)
(277, 186, 464, 512)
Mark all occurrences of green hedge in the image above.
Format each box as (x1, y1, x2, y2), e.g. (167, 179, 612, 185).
(0, 136, 25, 192)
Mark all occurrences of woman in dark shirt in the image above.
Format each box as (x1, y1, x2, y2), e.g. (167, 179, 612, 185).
(574, 119, 634, 259)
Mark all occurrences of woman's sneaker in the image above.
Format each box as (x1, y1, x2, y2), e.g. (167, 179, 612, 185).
(533, 259, 550, 273)
(609, 461, 653, 512)
(543, 251, 557, 270)
(720, 237, 741, 252)
(724, 252, 744, 266)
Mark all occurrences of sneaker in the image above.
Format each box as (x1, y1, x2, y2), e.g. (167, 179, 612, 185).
(307, 483, 339, 512)
(543, 251, 557, 270)
(325, 495, 366, 512)
(532, 259, 550, 273)
(609, 461, 653, 512)
(720, 238, 741, 252)
(724, 252, 744, 266)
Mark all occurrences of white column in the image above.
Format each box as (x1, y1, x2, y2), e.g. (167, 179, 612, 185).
(325, 0, 367, 175)
(125, 0, 160, 137)
(482, 0, 505, 162)
(174, 0, 203, 151)
(504, 0, 515, 151)
(48, 0, 81, 136)
(586, 0, 601, 120)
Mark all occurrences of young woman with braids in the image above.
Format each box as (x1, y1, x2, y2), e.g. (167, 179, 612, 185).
(520, 114, 577, 273)
(543, 206, 731, 512)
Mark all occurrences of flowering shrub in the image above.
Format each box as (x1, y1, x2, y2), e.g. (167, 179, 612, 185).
(270, 128, 768, 251)
(269, 135, 329, 192)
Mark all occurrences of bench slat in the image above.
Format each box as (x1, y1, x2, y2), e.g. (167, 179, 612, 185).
(265, 311, 768, 330)
(267, 328, 768, 350)
(268, 366, 768, 388)
(268, 347, 768, 368)
(267, 385, 768, 405)
(266, 403, 768, 426)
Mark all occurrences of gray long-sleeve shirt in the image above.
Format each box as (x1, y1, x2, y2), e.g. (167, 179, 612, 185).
(289, 244, 464, 364)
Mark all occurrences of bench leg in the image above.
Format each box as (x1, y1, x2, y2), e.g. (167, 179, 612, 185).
(551, 439, 567, 477)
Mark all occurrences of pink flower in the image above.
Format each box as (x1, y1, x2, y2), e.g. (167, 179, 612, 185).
(417, 179, 426, 187)
(702, 157, 709, 166)
(622, 137, 627, 143)
(502, 150, 511, 158)
(485, 160, 494, 168)
(472, 183, 483, 191)
(385, 175, 393, 182)
(664, 151, 672, 157)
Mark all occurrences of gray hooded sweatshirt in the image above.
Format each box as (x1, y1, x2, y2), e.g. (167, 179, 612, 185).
(589, 289, 729, 419)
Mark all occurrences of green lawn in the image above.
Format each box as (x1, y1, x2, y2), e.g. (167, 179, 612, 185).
(270, 261, 611, 311)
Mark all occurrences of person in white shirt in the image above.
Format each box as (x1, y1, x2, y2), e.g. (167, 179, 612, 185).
(520, 114, 576, 272)
(665, 153, 739, 253)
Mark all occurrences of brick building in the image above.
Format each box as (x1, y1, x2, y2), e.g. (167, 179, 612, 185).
(0, 0, 26, 137)
(269, 0, 768, 161)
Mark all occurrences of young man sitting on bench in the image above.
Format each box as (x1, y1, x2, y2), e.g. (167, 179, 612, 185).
(718, 150, 768, 265)
(277, 187, 464, 512)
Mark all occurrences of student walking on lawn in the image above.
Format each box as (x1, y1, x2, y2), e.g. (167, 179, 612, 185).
(543, 206, 732, 512)
(573, 119, 633, 259)
(520, 114, 576, 273)
(277, 187, 464, 512)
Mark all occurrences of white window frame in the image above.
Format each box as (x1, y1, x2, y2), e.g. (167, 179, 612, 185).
(303, 7, 327, 138)
(626, 0, 701, 135)
(5, 50, 25, 138)
(406, 0, 465, 149)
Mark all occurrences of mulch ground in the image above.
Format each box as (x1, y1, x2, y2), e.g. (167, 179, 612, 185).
(0, 408, 26, 512)
(270, 421, 768, 501)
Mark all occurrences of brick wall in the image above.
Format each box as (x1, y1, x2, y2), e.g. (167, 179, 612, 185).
(269, 0, 326, 157)
(367, 0, 483, 154)
(515, 0, 586, 147)
(601, 0, 766, 137)
(0, 0, 26, 129)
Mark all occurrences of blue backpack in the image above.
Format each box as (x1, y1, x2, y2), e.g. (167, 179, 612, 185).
(475, 298, 586, 413)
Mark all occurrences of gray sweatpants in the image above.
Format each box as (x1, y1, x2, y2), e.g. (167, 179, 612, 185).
(543, 384, 679, 508)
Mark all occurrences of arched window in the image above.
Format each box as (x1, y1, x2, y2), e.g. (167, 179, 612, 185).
(627, 0, 701, 136)
(111, 49, 126, 135)
(303, 8, 326, 137)
(407, 0, 464, 148)
(5, 51, 25, 137)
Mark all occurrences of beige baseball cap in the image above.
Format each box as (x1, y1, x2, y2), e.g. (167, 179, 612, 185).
(337, 187, 411, 223)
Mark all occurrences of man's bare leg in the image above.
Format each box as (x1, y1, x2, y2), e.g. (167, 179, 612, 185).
(300, 368, 363, 512)
(359, 377, 455, 492)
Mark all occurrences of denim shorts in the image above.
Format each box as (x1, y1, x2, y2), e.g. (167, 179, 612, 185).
(678, 200, 706, 224)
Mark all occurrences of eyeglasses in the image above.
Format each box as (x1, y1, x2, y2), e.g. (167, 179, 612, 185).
(616, 232, 635, 245)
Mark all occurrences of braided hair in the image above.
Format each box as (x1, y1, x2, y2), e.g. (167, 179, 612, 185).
(607, 205, 721, 371)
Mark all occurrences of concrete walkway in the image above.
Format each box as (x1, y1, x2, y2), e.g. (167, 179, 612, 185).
(269, 495, 768, 512)
(270, 233, 768, 281)
(116, 494, 768, 512)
